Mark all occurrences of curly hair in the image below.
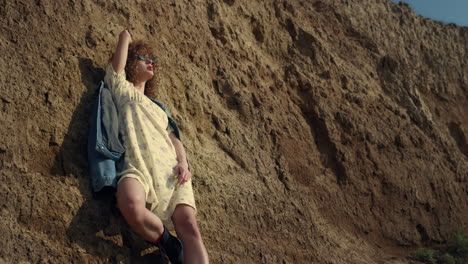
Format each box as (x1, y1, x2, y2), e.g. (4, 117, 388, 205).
(124, 40, 159, 98)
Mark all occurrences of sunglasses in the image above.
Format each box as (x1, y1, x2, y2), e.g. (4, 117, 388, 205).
(138, 55, 157, 64)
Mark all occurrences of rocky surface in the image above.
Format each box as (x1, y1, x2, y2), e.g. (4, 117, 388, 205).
(0, 0, 467, 263)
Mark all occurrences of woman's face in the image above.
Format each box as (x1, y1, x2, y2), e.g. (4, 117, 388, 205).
(135, 55, 155, 81)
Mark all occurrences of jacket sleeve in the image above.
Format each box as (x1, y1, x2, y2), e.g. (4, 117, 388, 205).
(166, 123, 175, 133)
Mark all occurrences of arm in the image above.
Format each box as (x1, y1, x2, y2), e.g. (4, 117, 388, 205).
(169, 132, 191, 186)
(112, 30, 132, 74)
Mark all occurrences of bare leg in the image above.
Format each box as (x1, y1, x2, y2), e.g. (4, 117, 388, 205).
(172, 204, 209, 264)
(117, 177, 164, 242)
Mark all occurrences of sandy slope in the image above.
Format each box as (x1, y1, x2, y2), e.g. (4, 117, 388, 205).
(0, 0, 466, 263)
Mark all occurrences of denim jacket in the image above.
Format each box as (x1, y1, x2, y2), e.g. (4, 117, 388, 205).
(87, 81, 182, 192)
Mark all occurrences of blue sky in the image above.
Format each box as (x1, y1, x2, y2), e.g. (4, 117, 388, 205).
(391, 0, 468, 27)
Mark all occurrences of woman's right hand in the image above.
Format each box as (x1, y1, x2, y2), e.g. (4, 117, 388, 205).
(120, 29, 132, 43)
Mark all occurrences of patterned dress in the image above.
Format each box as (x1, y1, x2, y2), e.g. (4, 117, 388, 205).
(104, 63, 196, 220)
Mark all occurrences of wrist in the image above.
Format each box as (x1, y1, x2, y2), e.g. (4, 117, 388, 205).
(178, 160, 188, 167)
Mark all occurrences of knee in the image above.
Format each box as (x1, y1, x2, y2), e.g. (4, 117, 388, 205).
(117, 195, 145, 226)
(176, 217, 202, 241)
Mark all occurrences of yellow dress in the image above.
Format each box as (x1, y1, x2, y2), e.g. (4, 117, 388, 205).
(104, 63, 196, 220)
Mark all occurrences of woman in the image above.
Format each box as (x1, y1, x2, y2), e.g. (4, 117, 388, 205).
(104, 29, 209, 264)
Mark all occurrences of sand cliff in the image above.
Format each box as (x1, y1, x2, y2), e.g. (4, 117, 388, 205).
(0, 0, 467, 263)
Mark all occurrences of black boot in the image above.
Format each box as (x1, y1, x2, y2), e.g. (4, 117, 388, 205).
(156, 226, 184, 264)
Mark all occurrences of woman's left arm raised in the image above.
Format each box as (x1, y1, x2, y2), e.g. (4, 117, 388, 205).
(169, 132, 192, 186)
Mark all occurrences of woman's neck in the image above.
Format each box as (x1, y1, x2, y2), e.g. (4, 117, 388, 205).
(133, 81, 146, 94)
